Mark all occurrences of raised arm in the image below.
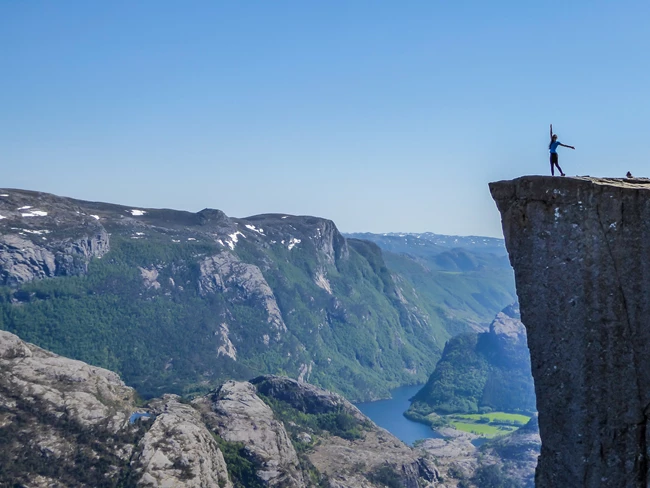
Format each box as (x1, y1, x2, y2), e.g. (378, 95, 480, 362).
(550, 124, 553, 139)
(559, 143, 575, 149)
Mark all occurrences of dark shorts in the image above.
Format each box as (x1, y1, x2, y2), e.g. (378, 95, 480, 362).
(550, 153, 558, 164)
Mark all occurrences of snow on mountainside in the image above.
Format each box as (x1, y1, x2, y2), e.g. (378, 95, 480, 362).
(0, 188, 343, 286)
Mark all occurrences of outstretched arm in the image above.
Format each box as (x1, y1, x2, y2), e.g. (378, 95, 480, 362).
(550, 124, 553, 139)
(559, 143, 575, 149)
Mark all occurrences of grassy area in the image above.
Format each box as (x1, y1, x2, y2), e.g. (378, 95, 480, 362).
(444, 411, 532, 438)
(449, 421, 518, 437)
(453, 412, 531, 424)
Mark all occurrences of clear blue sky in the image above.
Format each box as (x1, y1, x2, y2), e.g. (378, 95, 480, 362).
(2, 1, 649, 237)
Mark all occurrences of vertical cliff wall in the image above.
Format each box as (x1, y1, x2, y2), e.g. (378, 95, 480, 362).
(490, 176, 650, 488)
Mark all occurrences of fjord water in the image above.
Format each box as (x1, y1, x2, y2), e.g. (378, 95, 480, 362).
(355, 384, 441, 445)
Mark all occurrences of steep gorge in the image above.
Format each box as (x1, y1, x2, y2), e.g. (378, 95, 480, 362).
(490, 176, 650, 488)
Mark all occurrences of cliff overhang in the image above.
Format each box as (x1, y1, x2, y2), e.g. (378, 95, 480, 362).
(490, 176, 650, 488)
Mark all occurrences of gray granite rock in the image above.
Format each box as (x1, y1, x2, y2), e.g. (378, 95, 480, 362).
(133, 395, 232, 488)
(195, 380, 305, 487)
(0, 329, 134, 431)
(490, 176, 650, 488)
(199, 252, 287, 333)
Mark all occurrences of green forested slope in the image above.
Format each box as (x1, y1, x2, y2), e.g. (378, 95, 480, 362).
(407, 304, 535, 418)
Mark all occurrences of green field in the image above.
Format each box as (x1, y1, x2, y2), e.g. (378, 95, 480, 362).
(449, 421, 518, 437)
(445, 412, 532, 438)
(453, 412, 531, 424)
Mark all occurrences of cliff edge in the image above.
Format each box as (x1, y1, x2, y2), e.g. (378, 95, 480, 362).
(490, 175, 650, 487)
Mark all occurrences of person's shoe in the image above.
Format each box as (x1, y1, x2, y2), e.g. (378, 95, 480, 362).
(561, 173, 566, 176)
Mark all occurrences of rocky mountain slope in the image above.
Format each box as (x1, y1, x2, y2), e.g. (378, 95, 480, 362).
(0, 188, 513, 401)
(407, 303, 535, 419)
(0, 329, 440, 487)
(420, 416, 540, 488)
(490, 176, 650, 488)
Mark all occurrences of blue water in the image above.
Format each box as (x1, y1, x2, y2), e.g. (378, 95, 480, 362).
(355, 384, 442, 446)
(129, 412, 153, 423)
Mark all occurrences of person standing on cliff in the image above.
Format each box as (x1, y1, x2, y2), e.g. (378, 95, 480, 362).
(549, 124, 575, 176)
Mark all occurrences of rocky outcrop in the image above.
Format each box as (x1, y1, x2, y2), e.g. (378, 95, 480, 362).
(0, 329, 442, 487)
(490, 176, 650, 487)
(195, 380, 305, 487)
(0, 329, 134, 431)
(250, 376, 440, 488)
(0, 330, 234, 488)
(251, 374, 366, 420)
(0, 330, 138, 486)
(133, 395, 232, 488)
(199, 252, 287, 333)
(0, 231, 109, 286)
(0, 234, 57, 285)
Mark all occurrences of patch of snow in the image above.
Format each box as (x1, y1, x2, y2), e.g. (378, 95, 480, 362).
(18, 206, 32, 210)
(0, 194, 8, 197)
(187, 237, 196, 241)
(20, 229, 51, 235)
(135, 232, 145, 236)
(282, 216, 289, 219)
(22, 210, 48, 217)
(554, 208, 561, 221)
(288, 238, 301, 250)
(172, 239, 180, 243)
(90, 214, 100, 220)
(229, 231, 244, 242)
(609, 222, 617, 229)
(217, 239, 225, 246)
(225, 231, 246, 249)
(245, 224, 264, 234)
(0, 215, 5, 220)
(129, 209, 146, 216)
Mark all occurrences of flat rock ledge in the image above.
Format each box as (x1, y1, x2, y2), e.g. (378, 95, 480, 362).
(490, 176, 650, 488)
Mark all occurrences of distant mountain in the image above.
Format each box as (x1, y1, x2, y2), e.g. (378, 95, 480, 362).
(407, 304, 535, 418)
(344, 232, 508, 257)
(345, 232, 516, 337)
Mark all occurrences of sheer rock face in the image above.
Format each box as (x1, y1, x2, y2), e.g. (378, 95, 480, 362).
(0, 231, 109, 286)
(199, 252, 287, 333)
(490, 176, 650, 488)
